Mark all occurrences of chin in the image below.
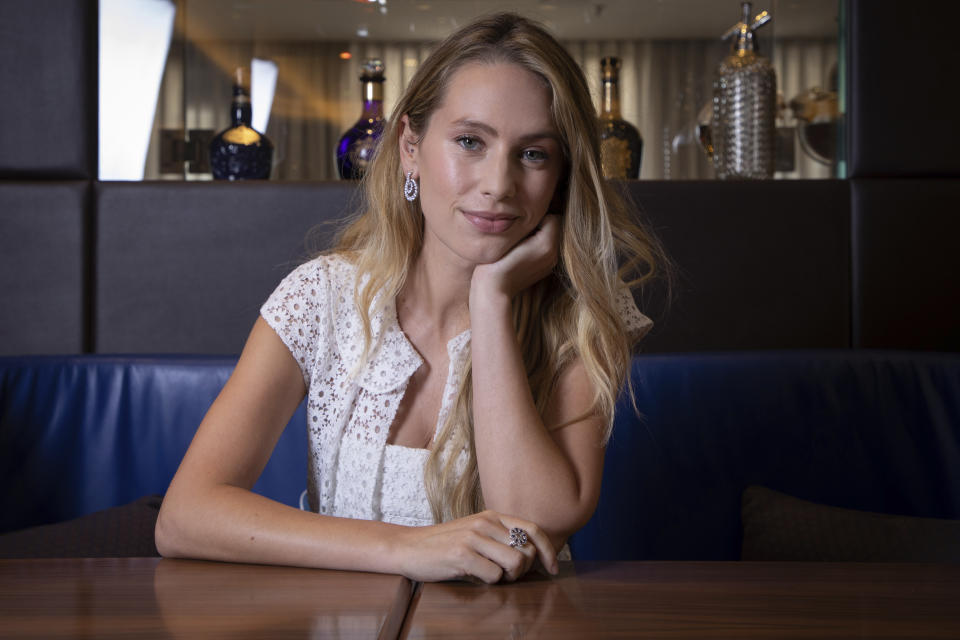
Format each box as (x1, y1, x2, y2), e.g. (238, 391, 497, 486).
(467, 243, 513, 266)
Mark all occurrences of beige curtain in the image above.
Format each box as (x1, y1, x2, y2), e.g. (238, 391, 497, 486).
(148, 37, 836, 181)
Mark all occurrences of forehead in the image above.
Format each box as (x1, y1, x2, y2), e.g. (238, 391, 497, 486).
(432, 62, 556, 133)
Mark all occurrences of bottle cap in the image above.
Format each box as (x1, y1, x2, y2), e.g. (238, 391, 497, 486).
(360, 59, 385, 81)
(233, 66, 251, 88)
(232, 66, 251, 98)
(721, 2, 771, 54)
(601, 57, 621, 81)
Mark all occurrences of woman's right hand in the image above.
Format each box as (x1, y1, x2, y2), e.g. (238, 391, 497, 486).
(393, 510, 559, 584)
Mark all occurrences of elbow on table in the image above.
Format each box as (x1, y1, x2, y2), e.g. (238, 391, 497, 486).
(558, 500, 600, 549)
(154, 498, 191, 559)
(535, 490, 602, 554)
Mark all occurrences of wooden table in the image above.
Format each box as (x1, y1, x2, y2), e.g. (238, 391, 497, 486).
(0, 558, 411, 639)
(2, 559, 959, 638)
(401, 562, 960, 639)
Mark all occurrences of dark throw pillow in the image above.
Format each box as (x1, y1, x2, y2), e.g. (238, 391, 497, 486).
(0, 494, 163, 558)
(741, 485, 960, 562)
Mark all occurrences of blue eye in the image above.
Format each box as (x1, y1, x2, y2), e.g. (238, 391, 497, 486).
(522, 149, 548, 163)
(456, 135, 481, 151)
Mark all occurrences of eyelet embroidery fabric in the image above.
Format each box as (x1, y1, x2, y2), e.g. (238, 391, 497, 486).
(380, 445, 433, 526)
(617, 284, 654, 343)
(260, 253, 651, 529)
(261, 254, 469, 526)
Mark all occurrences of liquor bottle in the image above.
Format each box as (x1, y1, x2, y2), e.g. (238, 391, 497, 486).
(336, 59, 386, 180)
(209, 67, 273, 180)
(712, 2, 776, 180)
(664, 71, 713, 179)
(599, 57, 642, 179)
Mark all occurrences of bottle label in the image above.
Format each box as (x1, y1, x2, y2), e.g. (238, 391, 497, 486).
(601, 138, 631, 179)
(223, 126, 261, 146)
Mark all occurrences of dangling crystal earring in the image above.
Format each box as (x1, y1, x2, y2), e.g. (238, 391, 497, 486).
(403, 171, 419, 202)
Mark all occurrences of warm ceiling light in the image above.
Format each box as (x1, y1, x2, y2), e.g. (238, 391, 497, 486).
(339, 51, 352, 60)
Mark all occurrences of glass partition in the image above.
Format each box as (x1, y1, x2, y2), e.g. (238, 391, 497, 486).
(99, 0, 842, 181)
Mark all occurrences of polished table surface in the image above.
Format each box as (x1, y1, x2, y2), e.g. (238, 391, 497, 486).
(0, 557, 411, 639)
(2, 559, 959, 639)
(401, 561, 960, 639)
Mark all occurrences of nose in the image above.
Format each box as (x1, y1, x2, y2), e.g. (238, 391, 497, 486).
(480, 150, 517, 201)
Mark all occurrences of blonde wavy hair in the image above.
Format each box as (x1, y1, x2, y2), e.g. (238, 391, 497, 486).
(333, 12, 661, 523)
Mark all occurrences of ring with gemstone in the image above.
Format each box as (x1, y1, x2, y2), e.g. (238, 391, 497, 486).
(508, 527, 529, 548)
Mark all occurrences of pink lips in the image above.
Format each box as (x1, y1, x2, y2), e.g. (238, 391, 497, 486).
(462, 210, 518, 233)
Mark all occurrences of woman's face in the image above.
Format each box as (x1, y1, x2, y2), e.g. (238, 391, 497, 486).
(401, 62, 564, 269)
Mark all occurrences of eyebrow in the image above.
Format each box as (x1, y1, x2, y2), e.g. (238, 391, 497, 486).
(450, 118, 560, 144)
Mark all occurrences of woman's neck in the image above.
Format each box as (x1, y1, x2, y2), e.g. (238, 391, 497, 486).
(399, 249, 473, 343)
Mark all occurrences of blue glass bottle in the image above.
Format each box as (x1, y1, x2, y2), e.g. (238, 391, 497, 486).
(336, 59, 385, 180)
(210, 67, 273, 180)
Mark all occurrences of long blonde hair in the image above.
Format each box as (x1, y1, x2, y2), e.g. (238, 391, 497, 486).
(333, 12, 661, 522)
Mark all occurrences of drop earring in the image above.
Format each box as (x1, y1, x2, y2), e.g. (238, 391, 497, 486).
(403, 171, 418, 202)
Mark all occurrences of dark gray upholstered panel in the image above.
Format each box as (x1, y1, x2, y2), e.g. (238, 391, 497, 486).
(847, 1, 960, 178)
(852, 179, 960, 350)
(94, 180, 854, 354)
(95, 181, 355, 354)
(0, 1, 96, 178)
(628, 180, 851, 352)
(0, 182, 88, 354)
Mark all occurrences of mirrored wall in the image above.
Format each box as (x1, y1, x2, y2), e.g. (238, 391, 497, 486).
(99, 0, 843, 181)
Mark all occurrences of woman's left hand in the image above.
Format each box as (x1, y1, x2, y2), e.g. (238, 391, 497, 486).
(470, 213, 561, 304)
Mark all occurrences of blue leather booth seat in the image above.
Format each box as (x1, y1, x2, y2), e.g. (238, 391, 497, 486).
(0, 356, 306, 534)
(569, 351, 960, 560)
(3, 352, 959, 561)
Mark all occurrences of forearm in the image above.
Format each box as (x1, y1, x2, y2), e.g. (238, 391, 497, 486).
(470, 295, 589, 542)
(156, 483, 404, 574)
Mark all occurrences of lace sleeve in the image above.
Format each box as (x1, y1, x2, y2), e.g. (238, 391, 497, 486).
(260, 257, 335, 384)
(616, 284, 653, 344)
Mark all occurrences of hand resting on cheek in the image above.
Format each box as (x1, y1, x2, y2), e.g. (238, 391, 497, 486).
(470, 213, 561, 305)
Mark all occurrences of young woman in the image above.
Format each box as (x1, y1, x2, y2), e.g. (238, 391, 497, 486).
(156, 12, 659, 584)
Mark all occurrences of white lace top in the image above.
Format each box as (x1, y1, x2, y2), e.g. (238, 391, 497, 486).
(260, 253, 651, 529)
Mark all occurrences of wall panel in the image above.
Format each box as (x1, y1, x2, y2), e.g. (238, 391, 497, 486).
(95, 181, 353, 353)
(0, 0, 96, 178)
(0, 182, 88, 354)
(852, 179, 960, 350)
(629, 180, 852, 352)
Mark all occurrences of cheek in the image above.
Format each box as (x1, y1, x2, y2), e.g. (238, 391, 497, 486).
(528, 174, 561, 215)
(420, 150, 472, 205)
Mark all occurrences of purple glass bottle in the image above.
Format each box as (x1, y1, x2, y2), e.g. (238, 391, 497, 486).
(336, 59, 385, 180)
(209, 67, 273, 180)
